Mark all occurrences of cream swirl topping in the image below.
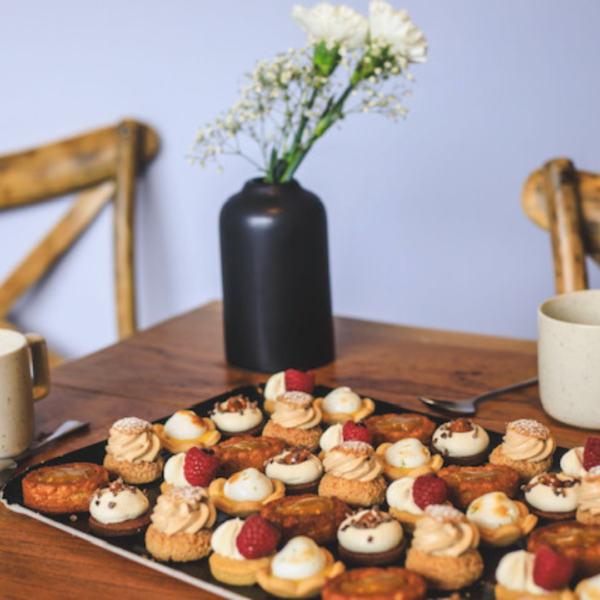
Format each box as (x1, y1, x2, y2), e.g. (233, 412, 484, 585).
(337, 509, 403, 553)
(578, 470, 600, 516)
(495, 550, 546, 594)
(106, 418, 161, 464)
(386, 477, 422, 515)
(412, 505, 478, 557)
(271, 392, 322, 430)
(210, 518, 245, 560)
(561, 446, 587, 478)
(150, 486, 216, 536)
(323, 442, 383, 482)
(501, 420, 555, 463)
(90, 479, 149, 524)
(265, 449, 323, 485)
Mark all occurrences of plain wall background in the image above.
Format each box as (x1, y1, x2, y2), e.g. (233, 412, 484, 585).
(1, 0, 599, 360)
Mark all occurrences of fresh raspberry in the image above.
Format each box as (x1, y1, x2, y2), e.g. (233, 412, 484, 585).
(583, 437, 600, 471)
(183, 447, 221, 487)
(284, 369, 315, 394)
(412, 475, 448, 510)
(235, 514, 281, 559)
(342, 420, 373, 445)
(532, 546, 574, 591)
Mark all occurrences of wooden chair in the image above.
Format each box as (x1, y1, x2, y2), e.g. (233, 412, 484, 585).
(522, 158, 600, 294)
(0, 120, 159, 365)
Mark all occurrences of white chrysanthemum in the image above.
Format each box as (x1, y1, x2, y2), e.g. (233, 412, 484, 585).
(293, 3, 369, 50)
(369, 1, 428, 67)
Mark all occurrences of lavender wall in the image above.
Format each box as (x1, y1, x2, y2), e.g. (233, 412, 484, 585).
(1, 0, 598, 359)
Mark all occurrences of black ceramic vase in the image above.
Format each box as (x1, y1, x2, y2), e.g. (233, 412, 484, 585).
(220, 178, 335, 372)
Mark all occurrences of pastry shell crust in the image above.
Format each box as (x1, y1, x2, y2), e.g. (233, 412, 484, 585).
(494, 584, 576, 600)
(576, 507, 600, 525)
(103, 453, 164, 484)
(375, 444, 443, 480)
(314, 397, 375, 426)
(473, 500, 538, 547)
(22, 462, 109, 514)
(145, 524, 212, 562)
(262, 421, 322, 453)
(489, 444, 553, 483)
(214, 436, 287, 477)
(209, 552, 273, 586)
(208, 477, 285, 517)
(318, 473, 387, 508)
(154, 418, 221, 454)
(256, 548, 345, 598)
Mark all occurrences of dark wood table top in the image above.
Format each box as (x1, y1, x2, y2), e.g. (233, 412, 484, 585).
(1, 301, 592, 599)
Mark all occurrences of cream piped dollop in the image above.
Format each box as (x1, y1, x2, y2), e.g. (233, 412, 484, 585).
(577, 573, 600, 600)
(224, 468, 274, 502)
(386, 477, 422, 515)
(384, 438, 430, 468)
(495, 550, 546, 595)
(271, 536, 327, 580)
(90, 479, 149, 524)
(264, 372, 286, 403)
(163, 410, 206, 440)
(578, 469, 600, 517)
(270, 392, 322, 430)
(432, 420, 490, 458)
(524, 472, 580, 514)
(323, 442, 383, 482)
(466, 492, 520, 530)
(561, 446, 587, 478)
(411, 505, 478, 557)
(337, 508, 403, 553)
(501, 420, 555, 463)
(320, 424, 344, 453)
(210, 518, 245, 560)
(322, 387, 362, 415)
(163, 452, 191, 487)
(265, 449, 323, 485)
(150, 486, 216, 536)
(106, 417, 161, 464)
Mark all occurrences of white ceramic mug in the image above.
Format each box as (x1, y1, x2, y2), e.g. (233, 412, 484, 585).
(538, 289, 600, 428)
(0, 329, 50, 458)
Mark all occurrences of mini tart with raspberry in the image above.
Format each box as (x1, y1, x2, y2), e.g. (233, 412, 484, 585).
(256, 536, 345, 599)
(375, 438, 443, 480)
(265, 447, 323, 495)
(527, 521, 600, 580)
(22, 462, 109, 514)
(213, 435, 287, 477)
(337, 508, 406, 567)
(208, 467, 285, 517)
(263, 369, 316, 414)
(321, 567, 427, 600)
(437, 463, 520, 510)
(489, 419, 556, 483)
(365, 413, 436, 447)
(313, 387, 375, 426)
(431, 418, 490, 466)
(524, 472, 581, 522)
(261, 494, 351, 544)
(466, 491, 537, 547)
(154, 410, 220, 454)
(209, 395, 264, 438)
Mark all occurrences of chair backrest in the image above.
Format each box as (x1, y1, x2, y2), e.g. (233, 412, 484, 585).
(0, 120, 159, 352)
(522, 157, 600, 294)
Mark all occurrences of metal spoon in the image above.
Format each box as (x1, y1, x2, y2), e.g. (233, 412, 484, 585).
(0, 420, 89, 487)
(418, 376, 539, 416)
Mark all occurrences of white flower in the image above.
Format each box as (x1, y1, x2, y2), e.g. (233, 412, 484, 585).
(369, 1, 428, 67)
(292, 3, 369, 50)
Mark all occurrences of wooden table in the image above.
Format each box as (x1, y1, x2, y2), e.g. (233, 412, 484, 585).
(1, 302, 592, 599)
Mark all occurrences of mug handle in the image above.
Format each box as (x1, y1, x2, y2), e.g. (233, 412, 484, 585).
(25, 333, 51, 402)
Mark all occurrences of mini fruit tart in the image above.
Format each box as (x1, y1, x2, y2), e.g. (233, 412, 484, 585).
(209, 394, 264, 437)
(145, 486, 216, 562)
(154, 409, 220, 454)
(337, 508, 406, 567)
(437, 463, 520, 510)
(261, 494, 351, 545)
(386, 475, 450, 533)
(376, 437, 443, 480)
(161, 447, 221, 493)
(256, 535, 345, 599)
(318, 421, 372, 460)
(524, 472, 581, 522)
(214, 435, 287, 477)
(265, 447, 323, 495)
(365, 413, 436, 447)
(209, 514, 281, 587)
(575, 573, 600, 600)
(495, 548, 576, 600)
(405, 504, 484, 590)
(319, 441, 386, 508)
(322, 567, 427, 600)
(208, 467, 285, 517)
(489, 419, 556, 482)
(263, 391, 323, 452)
(577, 467, 600, 525)
(22, 462, 109, 514)
(104, 417, 163, 484)
(431, 418, 490, 466)
(466, 491, 537, 547)
(263, 369, 315, 414)
(561, 437, 600, 479)
(314, 387, 375, 426)
(89, 478, 151, 537)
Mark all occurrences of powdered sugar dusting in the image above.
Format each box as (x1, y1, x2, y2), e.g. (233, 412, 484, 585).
(164, 486, 208, 505)
(424, 504, 464, 523)
(279, 391, 313, 406)
(507, 419, 550, 440)
(331, 440, 373, 456)
(112, 417, 152, 434)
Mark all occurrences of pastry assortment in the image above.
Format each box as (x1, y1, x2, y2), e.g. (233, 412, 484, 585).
(17, 375, 600, 597)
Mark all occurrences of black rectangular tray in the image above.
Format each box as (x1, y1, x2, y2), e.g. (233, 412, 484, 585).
(1, 384, 568, 599)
